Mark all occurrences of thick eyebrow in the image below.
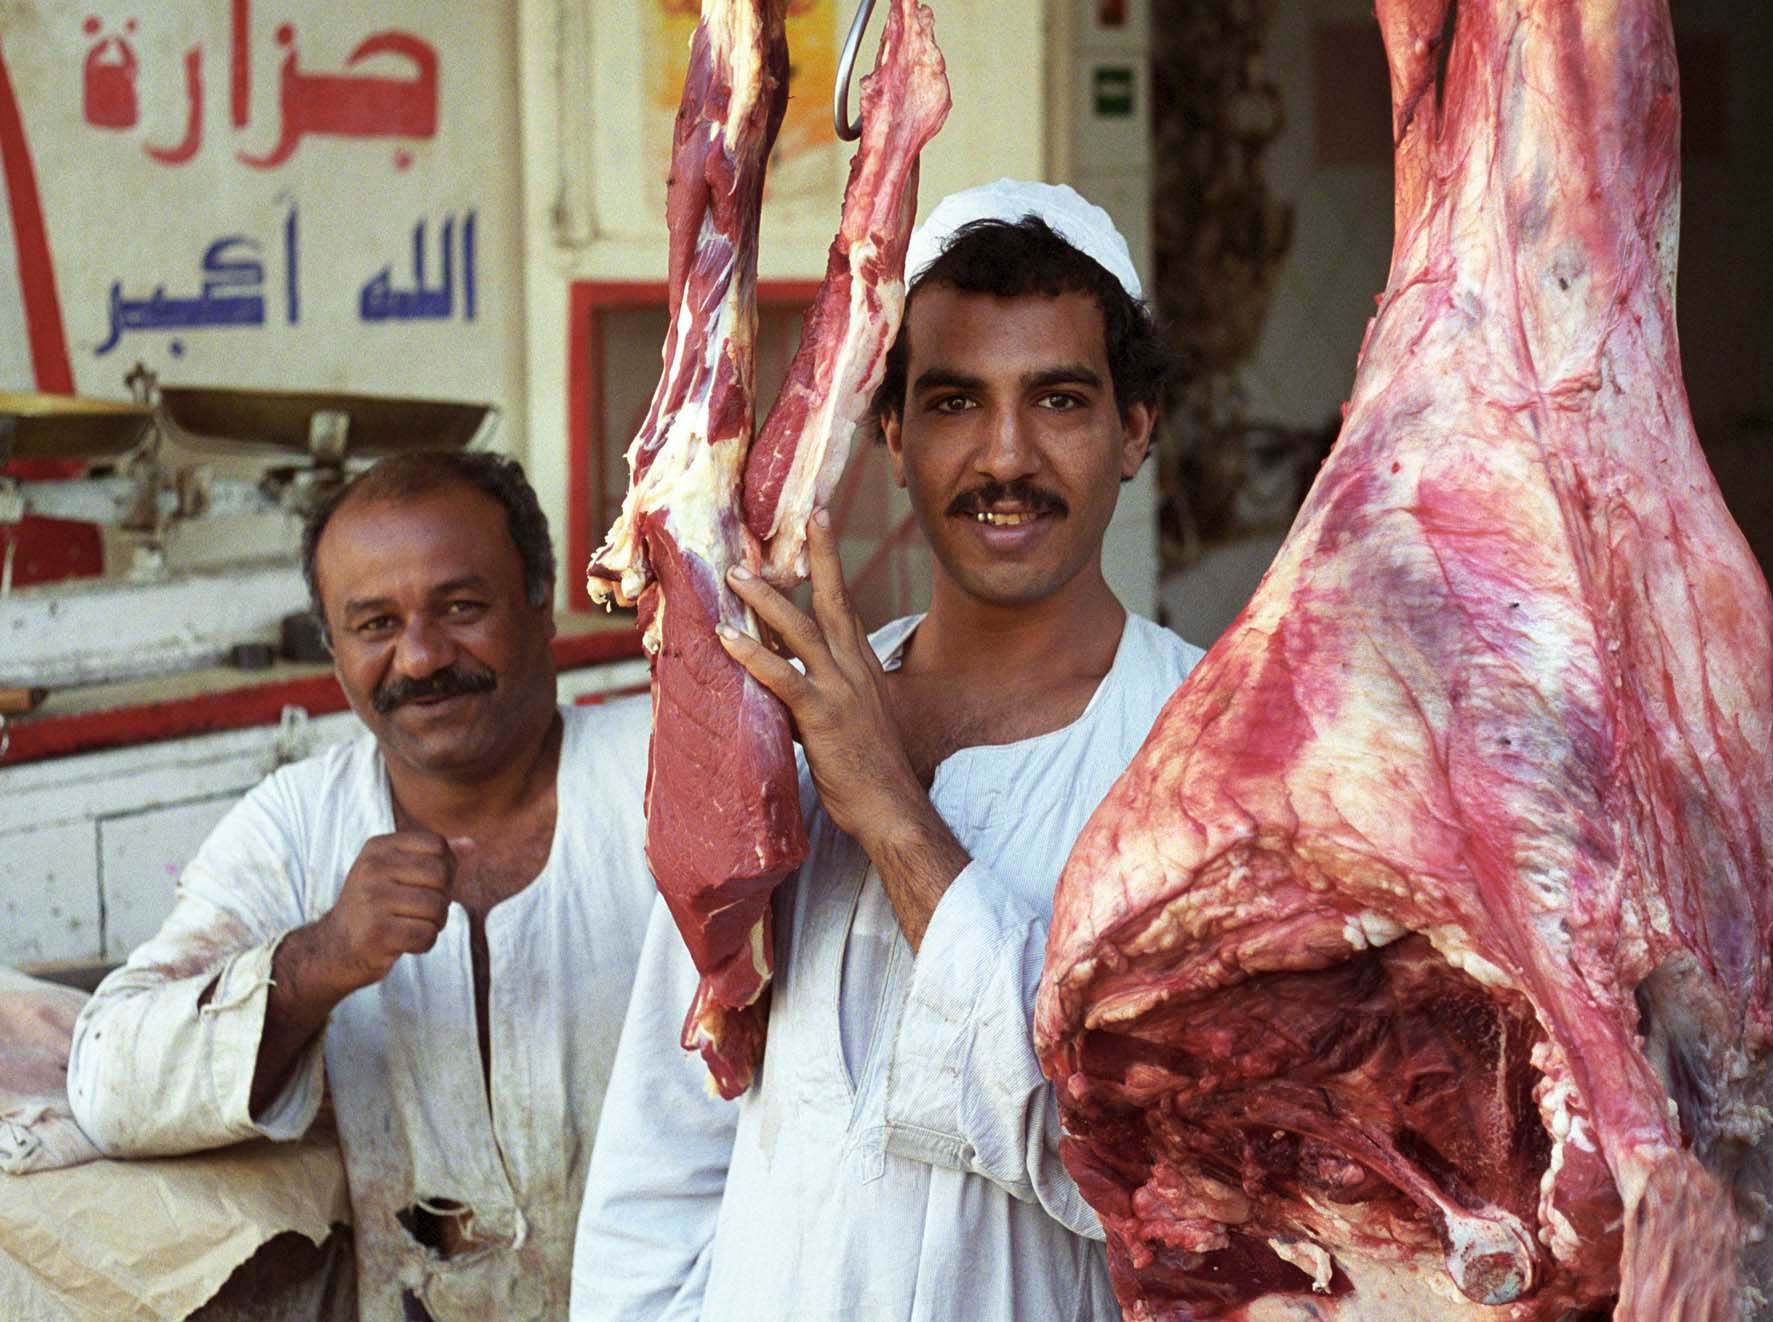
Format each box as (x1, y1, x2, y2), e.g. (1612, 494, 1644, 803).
(911, 367, 987, 396)
(428, 575, 493, 599)
(1026, 363, 1104, 391)
(911, 363, 1105, 396)
(341, 575, 492, 618)
(341, 594, 397, 618)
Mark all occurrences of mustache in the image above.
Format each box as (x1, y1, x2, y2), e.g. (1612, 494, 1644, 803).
(946, 480, 1068, 520)
(372, 664, 496, 715)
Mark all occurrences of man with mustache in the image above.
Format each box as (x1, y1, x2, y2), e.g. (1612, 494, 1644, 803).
(573, 181, 1206, 1320)
(68, 452, 656, 1320)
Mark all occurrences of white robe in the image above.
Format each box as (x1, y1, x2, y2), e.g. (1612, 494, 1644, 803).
(573, 614, 1203, 1322)
(68, 697, 657, 1321)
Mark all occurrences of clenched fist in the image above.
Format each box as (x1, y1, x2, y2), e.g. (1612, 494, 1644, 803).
(314, 831, 461, 994)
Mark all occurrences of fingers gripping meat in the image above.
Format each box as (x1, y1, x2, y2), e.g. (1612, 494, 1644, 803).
(1036, 2, 1773, 1317)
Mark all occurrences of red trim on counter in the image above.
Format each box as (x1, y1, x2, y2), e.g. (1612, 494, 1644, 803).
(2, 626, 644, 766)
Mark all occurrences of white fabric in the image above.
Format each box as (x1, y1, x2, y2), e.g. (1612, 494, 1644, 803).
(837, 864, 896, 1086)
(573, 614, 1204, 1322)
(67, 698, 657, 1322)
(905, 178, 1144, 301)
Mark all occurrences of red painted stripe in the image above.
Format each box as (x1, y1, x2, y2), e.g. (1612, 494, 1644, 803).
(2, 627, 644, 766)
(553, 627, 645, 671)
(0, 38, 75, 393)
(230, 0, 250, 128)
(572, 681, 649, 708)
(566, 281, 599, 611)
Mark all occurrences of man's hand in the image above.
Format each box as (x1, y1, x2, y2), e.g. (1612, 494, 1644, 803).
(248, 831, 460, 1116)
(718, 510, 969, 950)
(718, 511, 920, 844)
(312, 831, 458, 995)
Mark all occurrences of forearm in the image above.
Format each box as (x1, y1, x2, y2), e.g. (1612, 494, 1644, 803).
(248, 920, 359, 1116)
(860, 797, 971, 952)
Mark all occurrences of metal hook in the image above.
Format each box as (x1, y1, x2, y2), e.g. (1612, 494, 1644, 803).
(833, 0, 877, 142)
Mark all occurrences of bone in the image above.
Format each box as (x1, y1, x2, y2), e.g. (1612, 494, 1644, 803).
(1180, 1084, 1538, 1305)
(1440, 1203, 1537, 1305)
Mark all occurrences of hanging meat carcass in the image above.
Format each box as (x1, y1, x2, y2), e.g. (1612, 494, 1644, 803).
(587, 0, 947, 1097)
(1035, 1, 1773, 1318)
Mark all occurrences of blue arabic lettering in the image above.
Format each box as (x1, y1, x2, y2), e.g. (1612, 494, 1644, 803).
(285, 204, 300, 324)
(359, 211, 477, 323)
(95, 235, 266, 357)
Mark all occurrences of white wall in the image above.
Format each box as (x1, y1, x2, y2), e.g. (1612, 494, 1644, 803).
(0, 660, 649, 968)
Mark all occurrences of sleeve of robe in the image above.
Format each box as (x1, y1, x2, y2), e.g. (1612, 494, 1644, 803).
(571, 892, 740, 1321)
(880, 860, 1105, 1241)
(65, 769, 324, 1156)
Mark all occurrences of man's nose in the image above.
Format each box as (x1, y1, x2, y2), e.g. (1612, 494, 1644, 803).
(975, 407, 1039, 483)
(392, 614, 456, 676)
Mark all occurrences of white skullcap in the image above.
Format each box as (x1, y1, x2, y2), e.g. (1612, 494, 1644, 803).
(904, 178, 1143, 302)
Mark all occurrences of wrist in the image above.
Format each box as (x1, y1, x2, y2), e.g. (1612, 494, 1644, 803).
(864, 804, 970, 954)
(278, 919, 371, 1005)
(857, 790, 948, 864)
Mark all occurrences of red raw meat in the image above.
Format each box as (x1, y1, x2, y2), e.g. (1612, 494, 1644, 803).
(588, 0, 948, 1097)
(587, 0, 803, 1099)
(1035, 1, 1773, 1318)
(742, 0, 949, 584)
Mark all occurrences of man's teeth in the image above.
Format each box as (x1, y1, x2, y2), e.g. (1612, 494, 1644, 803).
(974, 511, 1037, 526)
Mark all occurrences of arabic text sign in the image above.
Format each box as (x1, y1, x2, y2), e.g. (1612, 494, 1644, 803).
(78, 2, 440, 172)
(2, 0, 520, 421)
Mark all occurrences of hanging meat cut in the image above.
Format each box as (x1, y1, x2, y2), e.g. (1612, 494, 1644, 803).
(588, 0, 947, 1097)
(742, 0, 949, 583)
(587, 0, 800, 1099)
(1035, 1, 1773, 1318)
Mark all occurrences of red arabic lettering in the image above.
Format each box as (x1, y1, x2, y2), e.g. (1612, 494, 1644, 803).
(77, 8, 440, 172)
(81, 16, 138, 130)
(238, 25, 438, 170)
(231, 0, 251, 129)
(145, 46, 203, 165)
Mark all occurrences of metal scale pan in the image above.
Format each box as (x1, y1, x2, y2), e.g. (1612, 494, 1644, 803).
(0, 393, 154, 463)
(156, 387, 497, 460)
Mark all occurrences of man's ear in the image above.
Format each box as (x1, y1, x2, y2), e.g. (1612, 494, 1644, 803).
(881, 411, 908, 489)
(1120, 402, 1156, 479)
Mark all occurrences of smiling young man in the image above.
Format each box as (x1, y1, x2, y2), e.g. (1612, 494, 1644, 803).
(571, 181, 1206, 1321)
(68, 452, 657, 1321)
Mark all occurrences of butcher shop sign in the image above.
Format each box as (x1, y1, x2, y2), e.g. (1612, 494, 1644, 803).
(0, 0, 520, 416)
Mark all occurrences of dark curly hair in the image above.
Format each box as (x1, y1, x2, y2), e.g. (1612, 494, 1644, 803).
(301, 450, 555, 642)
(870, 215, 1177, 431)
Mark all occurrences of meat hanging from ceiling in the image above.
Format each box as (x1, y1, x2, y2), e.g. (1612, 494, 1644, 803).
(586, 0, 948, 1098)
(1034, 1, 1773, 1319)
